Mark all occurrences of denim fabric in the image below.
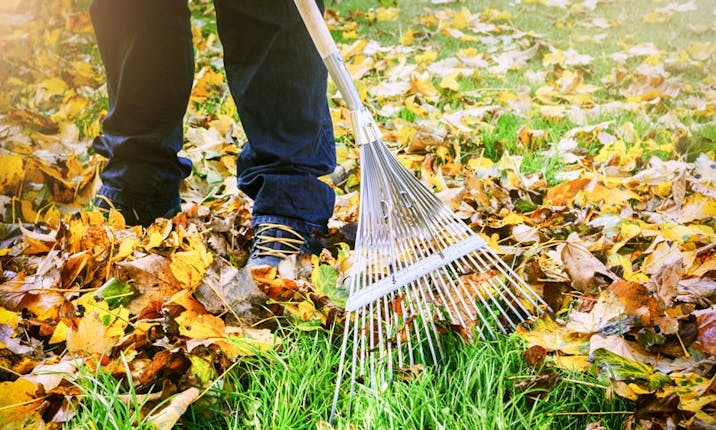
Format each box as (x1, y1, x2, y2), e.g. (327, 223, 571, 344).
(89, 0, 336, 231)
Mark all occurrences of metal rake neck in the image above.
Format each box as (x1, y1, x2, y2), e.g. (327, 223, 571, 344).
(325, 53, 382, 146)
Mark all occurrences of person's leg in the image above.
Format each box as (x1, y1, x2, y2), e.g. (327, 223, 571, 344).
(213, 0, 336, 240)
(90, 0, 194, 226)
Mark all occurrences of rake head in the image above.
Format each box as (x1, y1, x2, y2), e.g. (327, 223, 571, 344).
(331, 116, 549, 419)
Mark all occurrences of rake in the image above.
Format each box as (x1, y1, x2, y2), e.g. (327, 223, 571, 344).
(293, 0, 548, 421)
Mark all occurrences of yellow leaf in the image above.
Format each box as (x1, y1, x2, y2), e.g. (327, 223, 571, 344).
(49, 320, 69, 344)
(113, 238, 138, 261)
(298, 300, 318, 321)
(170, 250, 208, 288)
(66, 311, 119, 356)
(467, 157, 494, 171)
(551, 355, 590, 372)
(0, 379, 44, 430)
(37, 77, 68, 99)
(170, 234, 212, 288)
(376, 7, 399, 22)
(176, 310, 225, 339)
(0, 307, 19, 328)
(480, 233, 506, 255)
(439, 72, 461, 91)
(218, 327, 279, 358)
(400, 28, 414, 45)
(404, 95, 427, 117)
(414, 50, 438, 64)
(342, 30, 359, 40)
(483, 8, 511, 22)
(543, 50, 565, 67)
(451, 7, 472, 30)
(502, 213, 527, 225)
(688, 41, 715, 61)
(516, 315, 591, 355)
(535, 85, 557, 104)
(146, 231, 165, 250)
(397, 125, 417, 148)
(20, 200, 37, 223)
(410, 77, 439, 98)
(0, 154, 23, 193)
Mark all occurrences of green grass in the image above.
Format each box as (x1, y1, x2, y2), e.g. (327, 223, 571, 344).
(69, 330, 631, 429)
(67, 359, 157, 430)
(175, 330, 630, 430)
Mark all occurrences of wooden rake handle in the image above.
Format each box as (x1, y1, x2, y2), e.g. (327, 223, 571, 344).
(293, 0, 338, 59)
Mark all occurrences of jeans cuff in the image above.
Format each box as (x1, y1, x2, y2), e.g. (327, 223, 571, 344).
(251, 214, 327, 235)
(97, 185, 181, 216)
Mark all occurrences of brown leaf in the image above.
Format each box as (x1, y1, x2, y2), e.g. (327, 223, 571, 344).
(115, 254, 187, 315)
(513, 371, 560, 405)
(60, 251, 90, 289)
(693, 306, 716, 355)
(194, 258, 267, 325)
(567, 280, 670, 335)
(645, 251, 683, 307)
(523, 345, 548, 367)
(5, 108, 59, 134)
(561, 240, 618, 292)
(631, 392, 694, 429)
(396, 364, 425, 382)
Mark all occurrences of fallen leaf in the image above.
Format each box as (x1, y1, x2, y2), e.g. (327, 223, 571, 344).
(561, 239, 617, 292)
(66, 310, 121, 356)
(516, 315, 591, 355)
(145, 387, 200, 430)
(692, 306, 716, 355)
(175, 310, 225, 339)
(115, 254, 187, 314)
(0, 378, 44, 430)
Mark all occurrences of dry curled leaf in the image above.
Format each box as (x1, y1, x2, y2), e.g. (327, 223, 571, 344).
(145, 387, 200, 430)
(561, 240, 618, 292)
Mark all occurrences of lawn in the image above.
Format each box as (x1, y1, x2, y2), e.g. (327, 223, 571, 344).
(0, 0, 714, 429)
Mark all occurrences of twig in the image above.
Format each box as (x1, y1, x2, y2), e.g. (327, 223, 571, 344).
(196, 358, 243, 401)
(561, 378, 608, 389)
(203, 278, 242, 324)
(547, 411, 633, 417)
(0, 365, 22, 377)
(0, 395, 49, 412)
(676, 331, 690, 359)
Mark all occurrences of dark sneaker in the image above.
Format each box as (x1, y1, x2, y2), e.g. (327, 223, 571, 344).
(247, 223, 310, 268)
(93, 196, 181, 227)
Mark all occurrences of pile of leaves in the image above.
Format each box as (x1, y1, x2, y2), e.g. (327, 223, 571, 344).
(1, 0, 715, 428)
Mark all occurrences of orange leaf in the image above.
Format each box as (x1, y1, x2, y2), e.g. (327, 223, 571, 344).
(545, 178, 590, 207)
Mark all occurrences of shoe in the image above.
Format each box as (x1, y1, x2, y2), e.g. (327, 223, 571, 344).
(247, 223, 311, 268)
(93, 196, 181, 227)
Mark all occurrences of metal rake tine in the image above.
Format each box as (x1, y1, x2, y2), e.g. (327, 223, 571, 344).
(330, 310, 352, 423)
(481, 249, 549, 312)
(442, 258, 507, 337)
(461, 253, 532, 324)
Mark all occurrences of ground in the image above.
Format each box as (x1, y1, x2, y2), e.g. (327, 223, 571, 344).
(0, 0, 715, 429)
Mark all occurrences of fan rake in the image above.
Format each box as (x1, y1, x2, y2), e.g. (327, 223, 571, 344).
(293, 0, 549, 422)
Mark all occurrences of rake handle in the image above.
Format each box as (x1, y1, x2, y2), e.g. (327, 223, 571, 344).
(293, 0, 338, 58)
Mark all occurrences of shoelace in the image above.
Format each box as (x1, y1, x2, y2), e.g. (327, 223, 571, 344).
(252, 223, 305, 259)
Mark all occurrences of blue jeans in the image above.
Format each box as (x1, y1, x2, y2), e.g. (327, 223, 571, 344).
(89, 0, 336, 233)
